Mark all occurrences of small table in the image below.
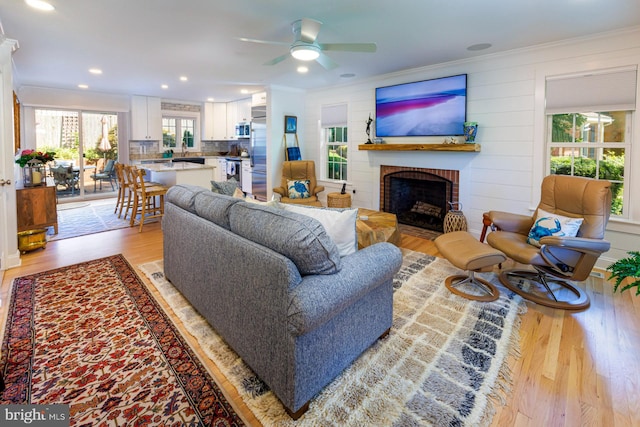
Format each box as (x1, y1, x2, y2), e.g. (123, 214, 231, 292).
(327, 192, 352, 208)
(356, 208, 401, 249)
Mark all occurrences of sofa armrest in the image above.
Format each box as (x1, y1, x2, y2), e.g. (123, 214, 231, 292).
(487, 210, 534, 234)
(312, 185, 325, 196)
(273, 186, 286, 196)
(287, 242, 402, 336)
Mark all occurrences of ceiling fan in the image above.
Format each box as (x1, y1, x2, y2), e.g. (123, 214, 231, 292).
(240, 18, 377, 70)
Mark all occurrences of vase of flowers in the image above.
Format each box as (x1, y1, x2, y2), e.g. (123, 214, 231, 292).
(15, 149, 56, 187)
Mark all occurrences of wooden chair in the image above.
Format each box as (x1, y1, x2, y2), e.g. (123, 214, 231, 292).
(113, 163, 127, 217)
(129, 167, 168, 232)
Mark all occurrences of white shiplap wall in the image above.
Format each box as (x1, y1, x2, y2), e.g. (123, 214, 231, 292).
(304, 27, 640, 267)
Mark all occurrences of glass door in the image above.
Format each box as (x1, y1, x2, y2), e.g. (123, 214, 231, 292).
(81, 112, 118, 197)
(34, 109, 118, 200)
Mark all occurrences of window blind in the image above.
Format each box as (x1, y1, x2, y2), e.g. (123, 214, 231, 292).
(321, 104, 347, 127)
(545, 68, 637, 114)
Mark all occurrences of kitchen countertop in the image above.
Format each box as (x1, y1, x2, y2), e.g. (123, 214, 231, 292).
(142, 162, 214, 172)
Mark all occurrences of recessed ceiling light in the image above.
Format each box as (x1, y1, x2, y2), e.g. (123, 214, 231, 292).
(467, 43, 492, 51)
(161, 84, 169, 89)
(180, 76, 188, 82)
(25, 0, 55, 11)
(89, 68, 102, 75)
(297, 66, 309, 73)
(78, 84, 89, 89)
(240, 89, 249, 94)
(207, 97, 214, 102)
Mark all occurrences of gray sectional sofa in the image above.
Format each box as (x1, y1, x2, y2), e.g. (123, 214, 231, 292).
(162, 184, 403, 418)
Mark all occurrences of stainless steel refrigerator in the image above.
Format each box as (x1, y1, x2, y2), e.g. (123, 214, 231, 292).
(250, 106, 267, 201)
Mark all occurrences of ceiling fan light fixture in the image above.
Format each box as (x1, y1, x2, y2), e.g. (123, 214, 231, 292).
(290, 44, 320, 61)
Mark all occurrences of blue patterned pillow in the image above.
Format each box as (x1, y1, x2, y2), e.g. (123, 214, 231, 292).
(287, 179, 311, 199)
(527, 208, 583, 247)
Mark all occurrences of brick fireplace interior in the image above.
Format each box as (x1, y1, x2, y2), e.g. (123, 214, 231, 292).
(380, 166, 459, 233)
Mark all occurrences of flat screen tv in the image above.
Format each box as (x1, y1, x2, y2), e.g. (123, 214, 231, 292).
(375, 74, 467, 137)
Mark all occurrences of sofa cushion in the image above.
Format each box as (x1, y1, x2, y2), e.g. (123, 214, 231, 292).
(229, 202, 342, 275)
(194, 191, 243, 230)
(166, 185, 209, 214)
(211, 177, 239, 195)
(280, 203, 358, 257)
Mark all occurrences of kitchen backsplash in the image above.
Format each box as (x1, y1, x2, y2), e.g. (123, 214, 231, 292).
(129, 139, 249, 161)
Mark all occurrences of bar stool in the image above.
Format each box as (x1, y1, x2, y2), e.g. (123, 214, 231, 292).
(129, 167, 168, 232)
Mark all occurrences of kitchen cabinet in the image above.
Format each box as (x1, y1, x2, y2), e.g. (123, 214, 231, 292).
(241, 159, 252, 193)
(17, 183, 58, 234)
(143, 163, 215, 190)
(225, 98, 252, 140)
(252, 92, 267, 107)
(202, 102, 228, 140)
(226, 102, 237, 140)
(205, 157, 227, 182)
(207, 158, 227, 182)
(236, 98, 251, 122)
(213, 103, 228, 139)
(131, 95, 161, 140)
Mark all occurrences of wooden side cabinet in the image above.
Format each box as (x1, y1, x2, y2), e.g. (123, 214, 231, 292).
(17, 184, 58, 234)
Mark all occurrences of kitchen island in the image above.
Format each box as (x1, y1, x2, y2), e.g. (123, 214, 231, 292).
(141, 162, 214, 189)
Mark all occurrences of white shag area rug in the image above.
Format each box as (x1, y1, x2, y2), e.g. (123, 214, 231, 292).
(139, 249, 526, 426)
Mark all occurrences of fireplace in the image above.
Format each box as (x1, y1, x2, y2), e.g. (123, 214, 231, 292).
(381, 166, 459, 232)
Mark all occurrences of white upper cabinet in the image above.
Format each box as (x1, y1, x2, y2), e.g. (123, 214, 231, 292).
(226, 102, 238, 140)
(202, 102, 228, 140)
(212, 103, 228, 139)
(131, 95, 161, 140)
(252, 92, 267, 107)
(236, 98, 251, 122)
(202, 98, 251, 141)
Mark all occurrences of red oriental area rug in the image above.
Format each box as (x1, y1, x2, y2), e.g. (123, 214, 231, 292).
(0, 254, 243, 426)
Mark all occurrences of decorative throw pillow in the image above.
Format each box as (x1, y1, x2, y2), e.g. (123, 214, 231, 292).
(211, 178, 239, 196)
(287, 180, 311, 199)
(281, 203, 358, 257)
(527, 208, 584, 247)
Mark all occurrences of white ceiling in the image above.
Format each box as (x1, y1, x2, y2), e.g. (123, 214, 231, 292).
(1, 0, 639, 103)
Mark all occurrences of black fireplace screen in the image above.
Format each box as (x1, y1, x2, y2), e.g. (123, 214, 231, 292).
(383, 171, 453, 232)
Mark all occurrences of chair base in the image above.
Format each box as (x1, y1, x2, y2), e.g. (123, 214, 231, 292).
(499, 269, 590, 310)
(445, 272, 500, 302)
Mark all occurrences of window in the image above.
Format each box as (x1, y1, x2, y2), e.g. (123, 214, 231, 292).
(326, 126, 348, 181)
(547, 112, 630, 216)
(321, 104, 348, 181)
(162, 117, 195, 149)
(545, 67, 636, 217)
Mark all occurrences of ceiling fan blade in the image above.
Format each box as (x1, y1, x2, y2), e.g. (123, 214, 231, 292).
(263, 53, 290, 66)
(296, 18, 322, 43)
(239, 37, 289, 46)
(320, 43, 377, 53)
(315, 52, 339, 70)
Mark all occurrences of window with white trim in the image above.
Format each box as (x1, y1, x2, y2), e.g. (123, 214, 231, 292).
(321, 104, 348, 181)
(545, 68, 637, 217)
(162, 117, 196, 149)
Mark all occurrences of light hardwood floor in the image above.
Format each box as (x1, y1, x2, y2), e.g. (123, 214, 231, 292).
(1, 224, 638, 426)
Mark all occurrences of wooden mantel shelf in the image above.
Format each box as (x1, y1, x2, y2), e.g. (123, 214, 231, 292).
(358, 143, 480, 152)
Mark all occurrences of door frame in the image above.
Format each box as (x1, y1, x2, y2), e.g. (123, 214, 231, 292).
(0, 38, 21, 271)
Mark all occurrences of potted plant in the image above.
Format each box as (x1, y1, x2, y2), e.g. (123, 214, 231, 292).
(607, 251, 640, 295)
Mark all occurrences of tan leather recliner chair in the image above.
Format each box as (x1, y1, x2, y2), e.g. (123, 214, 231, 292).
(273, 160, 324, 207)
(485, 175, 611, 310)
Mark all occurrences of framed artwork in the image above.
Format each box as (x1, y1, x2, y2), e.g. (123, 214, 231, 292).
(285, 115, 297, 134)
